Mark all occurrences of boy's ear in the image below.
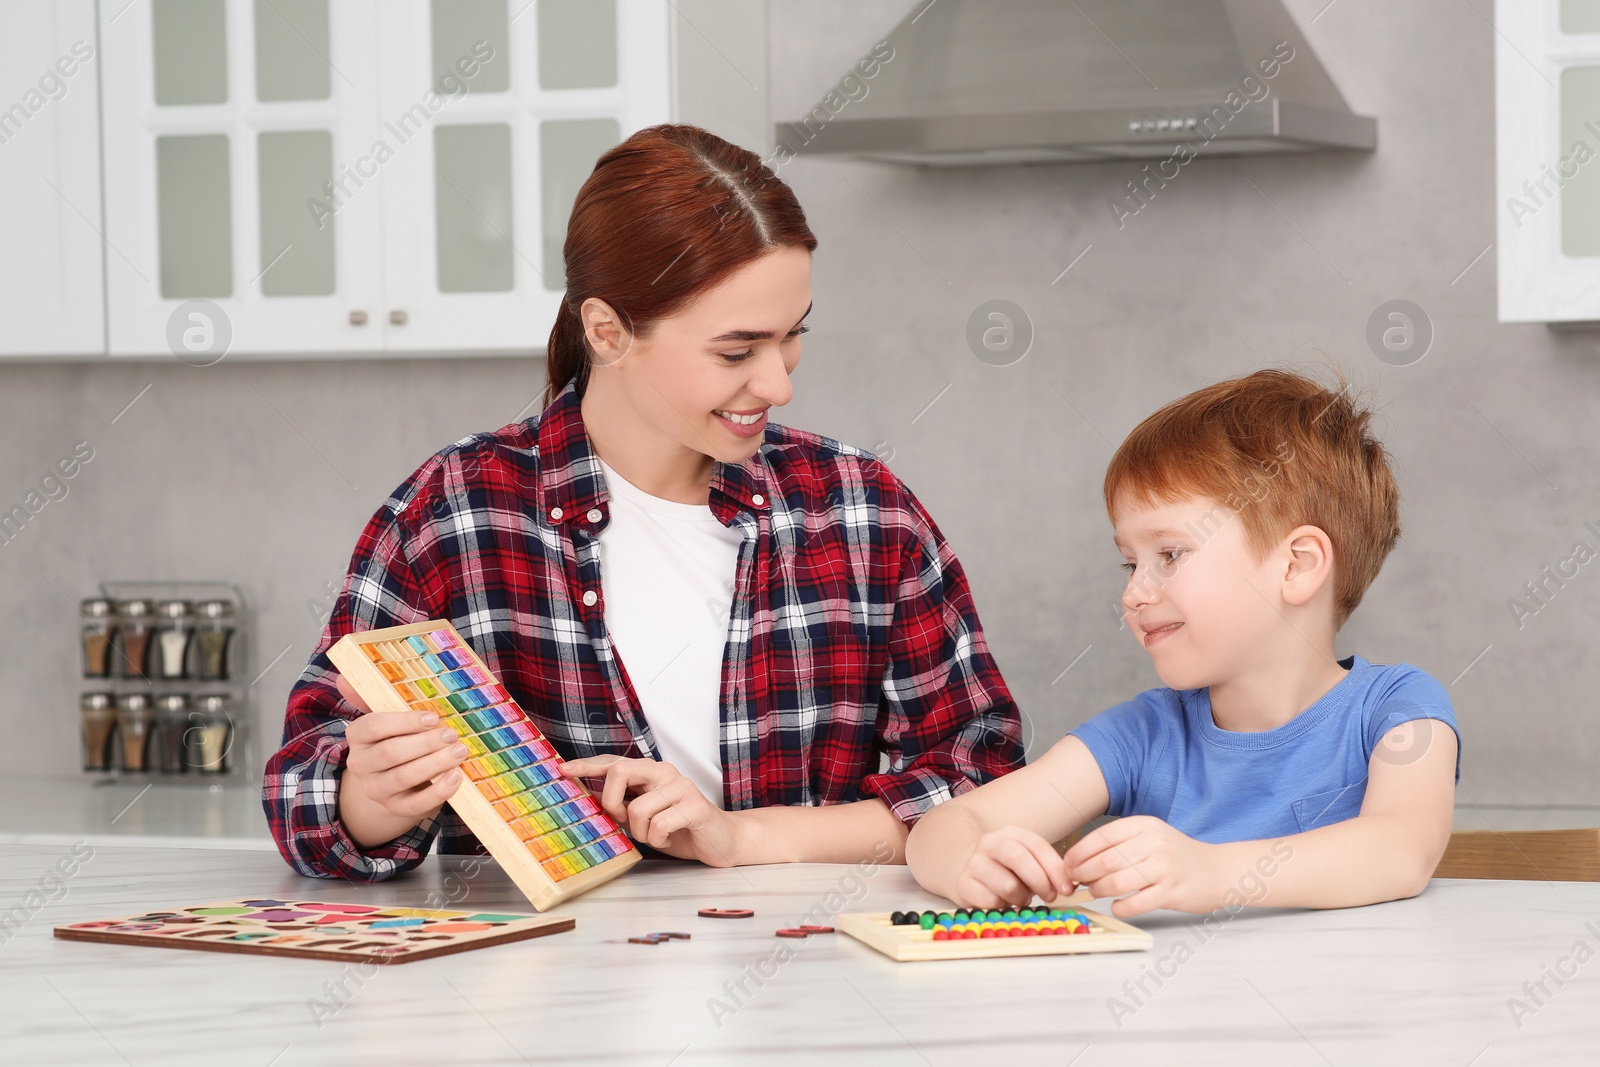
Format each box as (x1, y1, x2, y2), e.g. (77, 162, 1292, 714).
(1279, 524, 1335, 608)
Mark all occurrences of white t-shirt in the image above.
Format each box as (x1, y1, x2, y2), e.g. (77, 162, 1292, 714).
(595, 458, 743, 809)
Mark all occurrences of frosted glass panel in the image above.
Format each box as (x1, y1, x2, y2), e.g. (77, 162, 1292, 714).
(435, 125, 514, 292)
(255, 0, 331, 101)
(153, 0, 228, 105)
(541, 119, 619, 290)
(157, 135, 233, 298)
(1561, 66, 1600, 256)
(539, 0, 617, 89)
(1561, 0, 1600, 33)
(431, 0, 509, 93)
(258, 131, 335, 296)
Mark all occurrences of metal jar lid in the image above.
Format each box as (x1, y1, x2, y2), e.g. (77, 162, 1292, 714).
(80, 692, 114, 712)
(194, 693, 234, 714)
(80, 598, 114, 619)
(116, 692, 153, 713)
(118, 599, 154, 619)
(195, 600, 234, 620)
(155, 693, 190, 714)
(156, 599, 193, 619)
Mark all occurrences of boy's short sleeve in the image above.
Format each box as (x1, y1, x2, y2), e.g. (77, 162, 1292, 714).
(1363, 665, 1462, 781)
(1067, 690, 1179, 818)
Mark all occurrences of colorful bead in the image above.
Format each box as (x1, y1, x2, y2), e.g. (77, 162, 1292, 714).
(893, 906, 1097, 940)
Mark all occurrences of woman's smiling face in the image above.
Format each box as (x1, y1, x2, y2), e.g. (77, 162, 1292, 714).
(582, 245, 812, 467)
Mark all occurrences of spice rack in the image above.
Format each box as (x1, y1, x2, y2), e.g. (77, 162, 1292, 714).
(78, 580, 253, 786)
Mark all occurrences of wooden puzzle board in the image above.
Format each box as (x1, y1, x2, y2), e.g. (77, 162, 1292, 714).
(839, 906, 1153, 962)
(54, 897, 573, 964)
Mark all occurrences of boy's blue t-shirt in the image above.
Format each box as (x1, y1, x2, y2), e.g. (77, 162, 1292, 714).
(1068, 655, 1460, 843)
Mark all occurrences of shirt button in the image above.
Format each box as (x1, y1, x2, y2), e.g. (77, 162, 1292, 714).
(582, 590, 598, 607)
(752, 494, 765, 506)
(586, 508, 602, 523)
(549, 506, 564, 521)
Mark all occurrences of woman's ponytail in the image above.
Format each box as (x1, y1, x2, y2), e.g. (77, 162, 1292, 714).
(546, 299, 590, 398)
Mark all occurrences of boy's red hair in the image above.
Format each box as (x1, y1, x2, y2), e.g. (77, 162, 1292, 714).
(1104, 368, 1401, 628)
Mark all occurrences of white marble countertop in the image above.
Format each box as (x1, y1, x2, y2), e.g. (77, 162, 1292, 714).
(0, 774, 270, 849)
(6, 774, 1599, 849)
(2, 842, 1598, 1066)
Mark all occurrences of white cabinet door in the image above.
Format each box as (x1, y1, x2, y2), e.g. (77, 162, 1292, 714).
(96, 0, 674, 359)
(0, 1, 104, 357)
(101, 0, 387, 357)
(1497, 0, 1600, 323)
(375, 0, 672, 354)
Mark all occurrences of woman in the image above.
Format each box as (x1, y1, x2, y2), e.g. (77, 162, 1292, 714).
(264, 124, 1022, 879)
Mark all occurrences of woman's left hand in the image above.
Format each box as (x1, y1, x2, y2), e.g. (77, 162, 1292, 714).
(561, 755, 743, 866)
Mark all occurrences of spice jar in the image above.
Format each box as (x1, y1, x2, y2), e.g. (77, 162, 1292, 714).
(81, 598, 117, 679)
(117, 599, 154, 680)
(155, 600, 194, 679)
(189, 694, 234, 774)
(154, 693, 190, 774)
(115, 693, 155, 773)
(80, 692, 116, 771)
(195, 600, 234, 681)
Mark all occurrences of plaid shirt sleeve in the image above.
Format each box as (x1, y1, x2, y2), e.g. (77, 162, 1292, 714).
(857, 479, 1026, 823)
(262, 456, 477, 882)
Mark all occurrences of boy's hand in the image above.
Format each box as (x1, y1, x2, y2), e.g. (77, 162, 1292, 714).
(561, 755, 743, 867)
(1065, 816, 1224, 918)
(948, 826, 1076, 910)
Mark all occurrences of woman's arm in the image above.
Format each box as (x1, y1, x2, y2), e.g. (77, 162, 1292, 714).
(264, 463, 457, 880)
(854, 484, 1028, 827)
(561, 755, 909, 865)
(732, 797, 908, 864)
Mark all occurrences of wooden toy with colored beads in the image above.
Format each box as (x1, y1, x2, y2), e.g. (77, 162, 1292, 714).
(326, 620, 640, 911)
(838, 904, 1152, 962)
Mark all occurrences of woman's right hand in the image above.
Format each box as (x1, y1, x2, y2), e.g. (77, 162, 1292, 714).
(335, 673, 468, 848)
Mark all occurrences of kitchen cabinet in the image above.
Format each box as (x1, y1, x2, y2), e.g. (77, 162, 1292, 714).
(1497, 0, 1600, 323)
(84, 0, 764, 361)
(99, 0, 673, 357)
(0, 1, 105, 357)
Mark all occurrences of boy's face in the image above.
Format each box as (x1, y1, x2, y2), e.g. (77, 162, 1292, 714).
(1112, 494, 1286, 691)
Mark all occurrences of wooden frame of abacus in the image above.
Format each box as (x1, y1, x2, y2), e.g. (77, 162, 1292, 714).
(327, 620, 641, 911)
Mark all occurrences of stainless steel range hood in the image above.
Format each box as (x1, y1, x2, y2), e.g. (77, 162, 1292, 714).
(775, 0, 1376, 166)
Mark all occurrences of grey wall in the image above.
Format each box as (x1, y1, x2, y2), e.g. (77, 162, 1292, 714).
(4, 0, 1595, 807)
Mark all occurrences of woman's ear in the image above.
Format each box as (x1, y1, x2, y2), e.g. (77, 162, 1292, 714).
(1280, 524, 1335, 608)
(580, 297, 632, 368)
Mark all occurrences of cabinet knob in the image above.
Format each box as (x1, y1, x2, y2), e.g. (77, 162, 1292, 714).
(389, 309, 409, 326)
(349, 310, 368, 326)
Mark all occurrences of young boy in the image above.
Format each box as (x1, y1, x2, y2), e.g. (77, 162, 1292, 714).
(907, 369, 1460, 917)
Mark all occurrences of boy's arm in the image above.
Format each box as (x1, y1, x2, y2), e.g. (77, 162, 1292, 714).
(906, 735, 1111, 907)
(1068, 720, 1458, 916)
